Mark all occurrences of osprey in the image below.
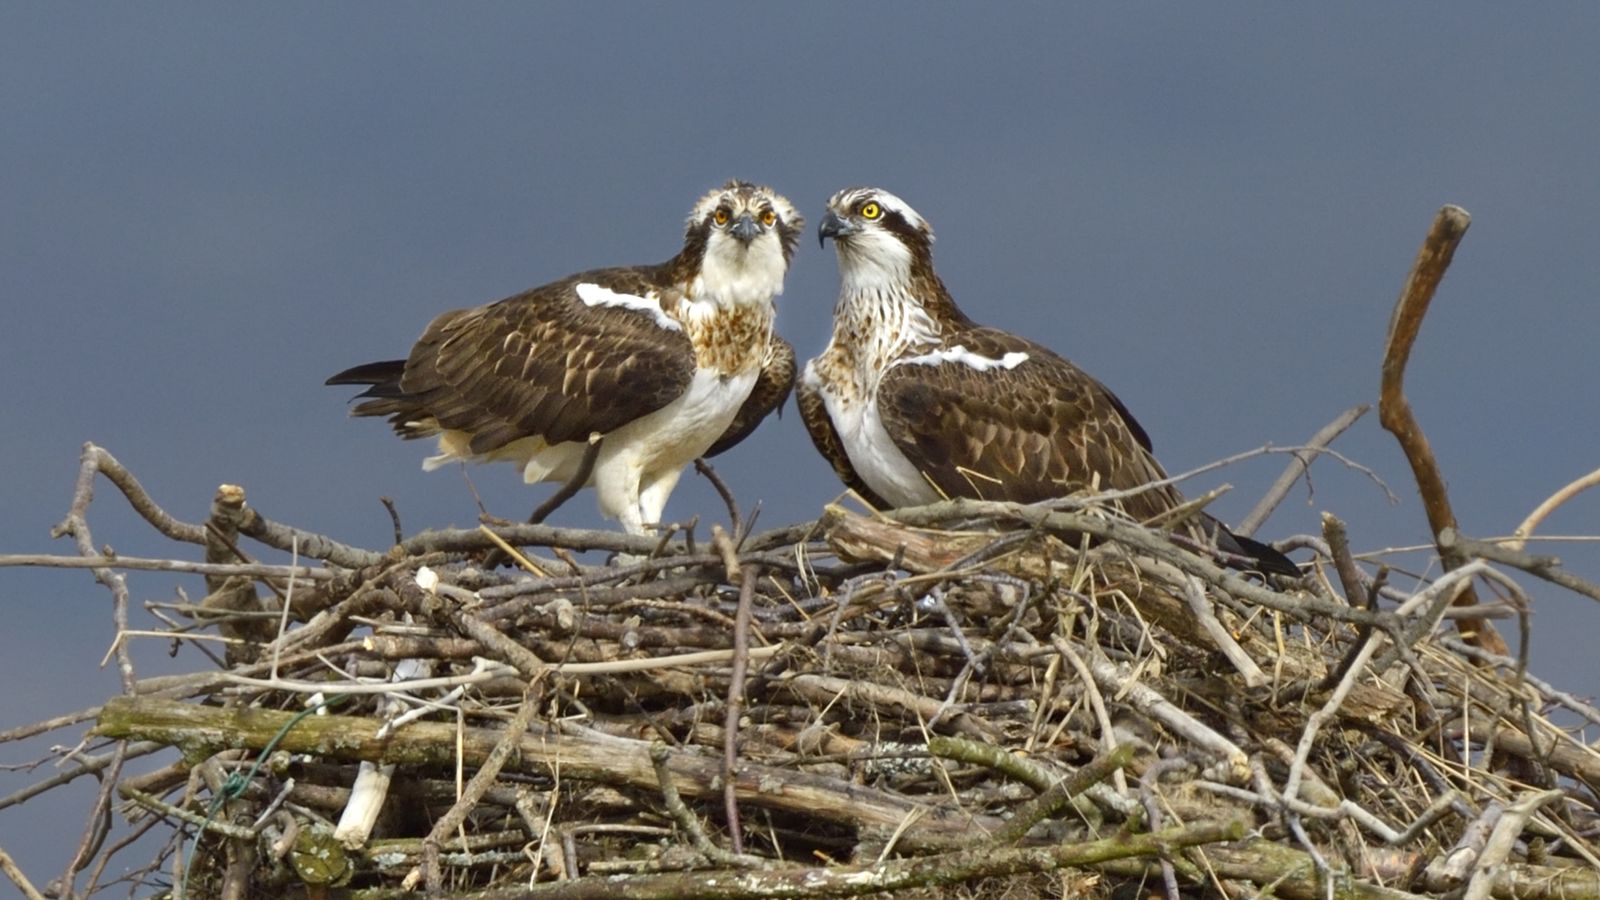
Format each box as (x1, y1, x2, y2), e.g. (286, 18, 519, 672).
(799, 186, 1296, 576)
(328, 180, 802, 535)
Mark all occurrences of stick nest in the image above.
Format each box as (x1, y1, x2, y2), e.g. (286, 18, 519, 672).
(11, 444, 1600, 900)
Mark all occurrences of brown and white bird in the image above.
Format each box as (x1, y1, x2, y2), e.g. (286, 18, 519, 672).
(328, 180, 802, 535)
(799, 186, 1296, 575)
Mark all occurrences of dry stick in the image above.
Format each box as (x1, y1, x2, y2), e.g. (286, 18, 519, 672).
(696, 457, 744, 541)
(59, 740, 126, 899)
(460, 820, 1246, 900)
(97, 696, 999, 844)
(989, 745, 1140, 845)
(648, 743, 763, 869)
(1051, 637, 1130, 796)
(1462, 789, 1568, 900)
(67, 443, 207, 544)
(0, 741, 164, 813)
(718, 528, 759, 855)
(0, 706, 105, 745)
(48, 449, 142, 897)
(1318, 512, 1380, 691)
(417, 679, 545, 895)
(1180, 575, 1266, 688)
(0, 846, 48, 900)
(1440, 527, 1600, 604)
(0, 555, 333, 579)
(1508, 464, 1600, 551)
(51, 451, 138, 694)
(1378, 204, 1508, 655)
(1236, 404, 1371, 537)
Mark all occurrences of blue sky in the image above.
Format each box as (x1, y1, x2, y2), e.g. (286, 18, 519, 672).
(3, 5, 1597, 884)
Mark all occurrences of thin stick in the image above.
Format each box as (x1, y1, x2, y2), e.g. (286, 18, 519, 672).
(696, 457, 744, 541)
(1440, 527, 1600, 604)
(417, 679, 544, 892)
(1237, 404, 1370, 536)
(0, 847, 48, 900)
(1180, 576, 1266, 688)
(1508, 465, 1600, 552)
(0, 555, 335, 579)
(721, 546, 759, 854)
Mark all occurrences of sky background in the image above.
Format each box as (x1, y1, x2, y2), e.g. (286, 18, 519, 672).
(3, 5, 1597, 889)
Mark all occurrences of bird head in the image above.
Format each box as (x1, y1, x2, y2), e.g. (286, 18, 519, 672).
(817, 187, 936, 291)
(683, 180, 803, 304)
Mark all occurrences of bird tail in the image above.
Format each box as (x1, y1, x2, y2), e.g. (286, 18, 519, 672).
(326, 360, 438, 438)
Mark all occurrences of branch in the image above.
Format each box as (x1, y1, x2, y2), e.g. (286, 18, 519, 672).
(1439, 527, 1600, 604)
(93, 696, 1001, 847)
(1377, 204, 1507, 655)
(457, 819, 1245, 899)
(1236, 404, 1370, 537)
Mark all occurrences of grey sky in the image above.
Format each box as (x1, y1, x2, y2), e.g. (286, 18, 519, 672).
(3, 5, 1597, 885)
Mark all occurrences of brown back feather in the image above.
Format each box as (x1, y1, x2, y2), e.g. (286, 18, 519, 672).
(876, 327, 1182, 521)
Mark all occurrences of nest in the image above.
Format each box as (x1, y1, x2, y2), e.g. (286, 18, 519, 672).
(7, 441, 1599, 900)
(8, 208, 1599, 899)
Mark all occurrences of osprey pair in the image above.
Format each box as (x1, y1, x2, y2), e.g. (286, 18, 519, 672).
(328, 181, 1296, 576)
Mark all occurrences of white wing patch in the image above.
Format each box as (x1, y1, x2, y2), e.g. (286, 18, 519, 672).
(900, 345, 1029, 372)
(574, 282, 681, 332)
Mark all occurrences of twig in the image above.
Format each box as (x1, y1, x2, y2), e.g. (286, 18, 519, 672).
(380, 496, 404, 546)
(648, 743, 764, 869)
(989, 745, 1139, 844)
(1377, 203, 1507, 655)
(0, 846, 48, 900)
(722, 558, 760, 854)
(1462, 789, 1567, 900)
(696, 457, 743, 540)
(417, 679, 545, 893)
(1508, 465, 1600, 552)
(1237, 404, 1370, 536)
(1180, 575, 1266, 688)
(1440, 527, 1600, 604)
(0, 555, 335, 579)
(465, 819, 1245, 899)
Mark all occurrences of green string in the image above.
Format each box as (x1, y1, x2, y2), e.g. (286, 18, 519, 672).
(178, 693, 350, 898)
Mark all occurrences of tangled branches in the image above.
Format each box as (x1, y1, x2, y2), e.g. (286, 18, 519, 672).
(3, 440, 1598, 900)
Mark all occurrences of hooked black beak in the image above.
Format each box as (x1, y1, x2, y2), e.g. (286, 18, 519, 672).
(817, 210, 856, 247)
(730, 214, 761, 244)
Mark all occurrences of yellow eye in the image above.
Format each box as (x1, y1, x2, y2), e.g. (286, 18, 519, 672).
(713, 208, 730, 226)
(859, 201, 882, 220)
(760, 209, 776, 227)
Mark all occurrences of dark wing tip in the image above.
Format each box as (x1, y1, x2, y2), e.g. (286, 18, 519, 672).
(1225, 531, 1300, 577)
(326, 359, 407, 387)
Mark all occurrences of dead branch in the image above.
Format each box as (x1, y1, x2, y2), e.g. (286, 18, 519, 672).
(1237, 403, 1371, 536)
(1378, 204, 1508, 655)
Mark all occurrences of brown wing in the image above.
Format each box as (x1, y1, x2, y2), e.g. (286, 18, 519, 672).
(336, 266, 697, 454)
(876, 327, 1182, 521)
(796, 372, 891, 509)
(704, 336, 795, 458)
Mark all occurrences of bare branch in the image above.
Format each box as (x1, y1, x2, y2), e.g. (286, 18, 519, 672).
(1378, 204, 1507, 655)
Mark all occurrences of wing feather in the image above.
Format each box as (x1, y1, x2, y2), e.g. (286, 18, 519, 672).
(876, 328, 1180, 521)
(370, 267, 697, 450)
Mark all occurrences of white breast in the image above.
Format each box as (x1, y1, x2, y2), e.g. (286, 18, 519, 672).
(610, 367, 759, 472)
(804, 361, 941, 508)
